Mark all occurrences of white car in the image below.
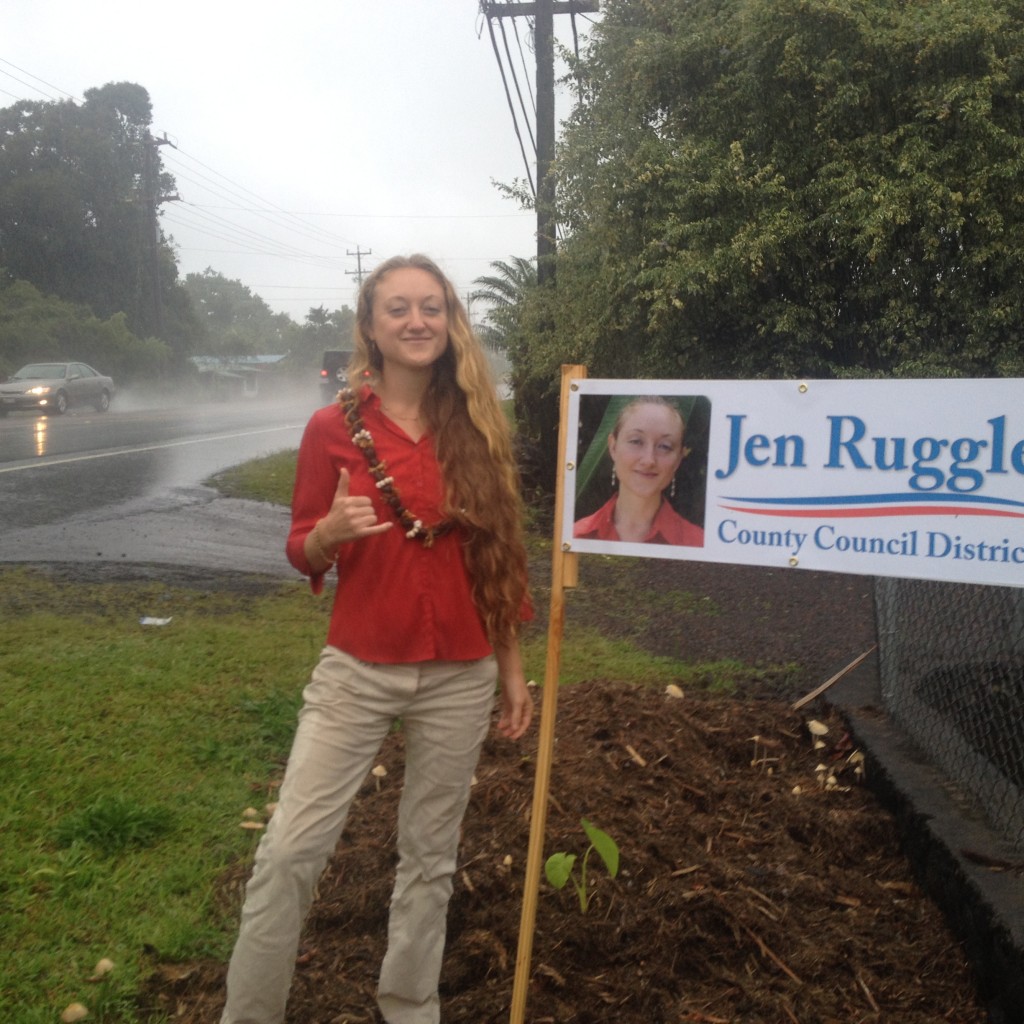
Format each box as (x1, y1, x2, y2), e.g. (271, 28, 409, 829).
(0, 362, 115, 416)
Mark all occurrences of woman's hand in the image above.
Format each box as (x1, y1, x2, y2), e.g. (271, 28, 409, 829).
(323, 468, 393, 544)
(306, 468, 392, 568)
(497, 674, 534, 740)
(495, 640, 533, 740)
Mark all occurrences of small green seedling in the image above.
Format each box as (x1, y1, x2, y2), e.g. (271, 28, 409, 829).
(544, 818, 620, 913)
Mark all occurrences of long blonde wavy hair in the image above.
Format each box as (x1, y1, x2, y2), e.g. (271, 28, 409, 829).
(347, 254, 530, 644)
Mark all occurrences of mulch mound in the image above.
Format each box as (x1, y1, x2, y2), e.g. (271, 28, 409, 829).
(144, 678, 986, 1023)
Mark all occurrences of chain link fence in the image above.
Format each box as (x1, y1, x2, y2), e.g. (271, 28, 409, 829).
(873, 578, 1024, 851)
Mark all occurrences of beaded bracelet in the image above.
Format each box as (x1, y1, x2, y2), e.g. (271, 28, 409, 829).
(311, 521, 337, 566)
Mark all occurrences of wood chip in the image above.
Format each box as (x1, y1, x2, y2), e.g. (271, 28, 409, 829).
(857, 971, 881, 1012)
(738, 922, 803, 985)
(792, 645, 877, 710)
(625, 744, 647, 767)
(536, 963, 566, 987)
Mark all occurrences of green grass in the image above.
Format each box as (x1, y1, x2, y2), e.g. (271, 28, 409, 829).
(0, 567, 327, 1020)
(527, 624, 792, 692)
(207, 449, 298, 507)
(54, 795, 176, 856)
(0, 447, 784, 1021)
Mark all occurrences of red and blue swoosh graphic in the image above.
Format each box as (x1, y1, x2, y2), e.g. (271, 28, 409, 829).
(719, 493, 1024, 520)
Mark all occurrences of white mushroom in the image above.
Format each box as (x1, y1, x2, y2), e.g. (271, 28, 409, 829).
(61, 1004, 89, 1023)
(847, 749, 866, 783)
(371, 765, 388, 791)
(88, 957, 115, 981)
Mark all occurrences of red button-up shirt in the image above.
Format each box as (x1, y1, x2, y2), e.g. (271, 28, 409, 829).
(287, 391, 493, 663)
(573, 494, 705, 546)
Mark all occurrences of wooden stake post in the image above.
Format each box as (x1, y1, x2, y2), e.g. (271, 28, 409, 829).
(509, 364, 585, 1024)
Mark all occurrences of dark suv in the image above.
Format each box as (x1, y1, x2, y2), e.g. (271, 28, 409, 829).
(320, 349, 352, 404)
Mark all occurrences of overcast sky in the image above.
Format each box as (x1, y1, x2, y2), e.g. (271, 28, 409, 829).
(3, 1, 596, 320)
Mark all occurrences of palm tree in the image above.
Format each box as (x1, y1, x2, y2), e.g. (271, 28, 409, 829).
(470, 256, 537, 353)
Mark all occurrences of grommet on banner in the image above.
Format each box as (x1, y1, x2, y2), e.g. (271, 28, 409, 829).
(790, 557, 800, 567)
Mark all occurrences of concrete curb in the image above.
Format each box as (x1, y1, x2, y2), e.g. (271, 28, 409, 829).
(827, 651, 1024, 1024)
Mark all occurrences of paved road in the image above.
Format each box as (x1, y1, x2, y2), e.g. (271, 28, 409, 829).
(0, 391, 318, 577)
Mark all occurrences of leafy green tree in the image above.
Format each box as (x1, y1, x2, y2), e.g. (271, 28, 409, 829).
(272, 304, 358, 379)
(0, 83, 193, 349)
(0, 275, 171, 381)
(183, 269, 300, 357)
(301, 304, 355, 353)
(510, 0, 1024, 484)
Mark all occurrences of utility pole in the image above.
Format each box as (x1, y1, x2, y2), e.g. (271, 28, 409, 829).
(143, 132, 179, 337)
(535, 0, 556, 286)
(482, 1, 599, 287)
(346, 246, 372, 288)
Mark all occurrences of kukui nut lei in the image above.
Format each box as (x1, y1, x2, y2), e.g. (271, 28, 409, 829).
(338, 387, 456, 547)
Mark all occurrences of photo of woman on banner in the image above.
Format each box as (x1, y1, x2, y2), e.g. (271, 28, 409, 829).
(573, 393, 708, 546)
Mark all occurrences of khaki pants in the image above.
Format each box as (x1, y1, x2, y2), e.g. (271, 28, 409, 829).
(220, 646, 497, 1024)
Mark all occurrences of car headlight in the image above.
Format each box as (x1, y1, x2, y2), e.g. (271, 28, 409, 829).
(27, 386, 54, 395)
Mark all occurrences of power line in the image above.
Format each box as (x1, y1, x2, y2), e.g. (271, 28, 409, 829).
(0, 52, 537, 316)
(0, 56, 77, 102)
(162, 149, 359, 252)
(481, 2, 598, 285)
(163, 205, 344, 267)
(184, 206, 530, 221)
(512, 17, 537, 112)
(498, 16, 538, 158)
(482, 12, 536, 198)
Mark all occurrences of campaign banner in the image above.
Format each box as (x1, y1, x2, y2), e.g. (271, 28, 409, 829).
(561, 378, 1024, 589)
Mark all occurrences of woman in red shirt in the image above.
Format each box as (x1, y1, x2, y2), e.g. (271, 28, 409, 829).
(220, 255, 533, 1024)
(573, 396, 705, 546)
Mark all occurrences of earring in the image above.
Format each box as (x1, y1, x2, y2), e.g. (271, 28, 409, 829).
(611, 468, 617, 488)
(670, 477, 676, 500)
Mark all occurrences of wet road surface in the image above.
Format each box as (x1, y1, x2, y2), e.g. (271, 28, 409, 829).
(0, 393, 319, 577)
